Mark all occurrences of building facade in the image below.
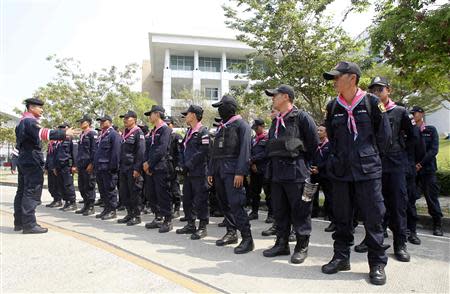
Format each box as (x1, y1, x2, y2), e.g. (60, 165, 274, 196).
(142, 32, 255, 115)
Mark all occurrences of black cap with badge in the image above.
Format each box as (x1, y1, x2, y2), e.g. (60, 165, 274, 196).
(265, 84, 295, 100)
(24, 97, 44, 107)
(181, 105, 204, 117)
(58, 122, 70, 128)
(76, 114, 92, 124)
(119, 110, 137, 119)
(163, 116, 175, 125)
(323, 61, 362, 80)
(410, 106, 425, 114)
(96, 114, 113, 122)
(251, 118, 265, 130)
(211, 95, 238, 108)
(368, 76, 390, 89)
(144, 105, 165, 116)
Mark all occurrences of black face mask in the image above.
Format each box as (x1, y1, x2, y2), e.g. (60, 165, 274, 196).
(218, 104, 236, 121)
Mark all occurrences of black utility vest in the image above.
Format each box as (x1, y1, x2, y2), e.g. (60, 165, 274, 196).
(211, 122, 240, 159)
(386, 106, 405, 153)
(267, 109, 305, 158)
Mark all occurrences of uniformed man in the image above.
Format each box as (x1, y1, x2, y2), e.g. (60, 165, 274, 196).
(311, 123, 335, 232)
(321, 62, 392, 285)
(14, 98, 78, 233)
(94, 115, 122, 220)
(208, 95, 253, 254)
(143, 105, 173, 233)
(164, 116, 183, 219)
(411, 106, 444, 236)
(352, 76, 417, 262)
(74, 115, 97, 216)
(176, 105, 210, 239)
(248, 118, 272, 222)
(45, 139, 62, 208)
(138, 124, 151, 214)
(262, 85, 319, 265)
(54, 122, 78, 212)
(116, 110, 145, 225)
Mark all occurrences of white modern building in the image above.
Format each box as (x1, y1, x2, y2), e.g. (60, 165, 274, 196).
(142, 32, 256, 115)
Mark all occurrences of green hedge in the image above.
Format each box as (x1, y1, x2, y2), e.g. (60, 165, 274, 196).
(437, 170, 450, 196)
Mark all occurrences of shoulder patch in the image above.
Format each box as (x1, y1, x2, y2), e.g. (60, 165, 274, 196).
(378, 102, 386, 113)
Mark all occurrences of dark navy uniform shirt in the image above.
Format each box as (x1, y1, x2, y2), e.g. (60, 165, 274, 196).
(250, 132, 269, 175)
(180, 124, 209, 177)
(76, 129, 97, 169)
(418, 124, 439, 174)
(145, 123, 172, 174)
(94, 127, 122, 172)
(54, 137, 77, 169)
(120, 127, 145, 172)
(312, 139, 331, 180)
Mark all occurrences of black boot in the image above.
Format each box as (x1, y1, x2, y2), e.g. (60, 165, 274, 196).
(127, 216, 141, 226)
(62, 201, 77, 212)
(234, 231, 254, 254)
(83, 203, 95, 216)
(46, 200, 61, 208)
(59, 201, 69, 210)
(216, 230, 238, 246)
(172, 205, 180, 219)
(176, 220, 196, 234)
(408, 231, 421, 245)
(191, 220, 208, 240)
(94, 199, 103, 206)
(322, 258, 351, 274)
(433, 218, 444, 236)
(118, 209, 133, 224)
(324, 222, 336, 232)
(145, 217, 163, 229)
(291, 235, 309, 264)
(394, 243, 410, 262)
(95, 208, 108, 219)
(265, 215, 274, 224)
(369, 264, 386, 285)
(218, 218, 227, 227)
(248, 211, 258, 220)
(179, 216, 188, 222)
(14, 225, 23, 231)
(75, 203, 89, 214)
(23, 224, 48, 234)
(262, 237, 290, 257)
(262, 223, 277, 236)
(159, 217, 173, 233)
(354, 240, 368, 253)
(101, 210, 117, 220)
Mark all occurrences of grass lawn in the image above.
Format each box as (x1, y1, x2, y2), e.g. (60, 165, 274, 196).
(438, 138, 450, 171)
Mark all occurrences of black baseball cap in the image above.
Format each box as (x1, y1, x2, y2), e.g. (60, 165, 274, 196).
(144, 105, 165, 116)
(265, 85, 295, 100)
(76, 114, 92, 124)
(181, 105, 204, 117)
(119, 110, 137, 119)
(211, 95, 238, 108)
(323, 61, 362, 80)
(368, 76, 390, 89)
(410, 106, 425, 113)
(214, 117, 222, 123)
(24, 97, 44, 106)
(96, 115, 113, 122)
(163, 116, 175, 124)
(251, 118, 265, 130)
(58, 122, 70, 128)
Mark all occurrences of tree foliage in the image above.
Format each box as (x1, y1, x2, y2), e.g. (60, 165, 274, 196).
(0, 114, 16, 144)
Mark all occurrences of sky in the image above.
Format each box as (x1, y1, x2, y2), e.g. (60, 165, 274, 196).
(0, 0, 376, 115)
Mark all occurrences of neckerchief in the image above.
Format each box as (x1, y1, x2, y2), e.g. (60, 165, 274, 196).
(336, 88, 366, 141)
(274, 105, 293, 138)
(99, 127, 113, 143)
(20, 112, 38, 122)
(184, 122, 202, 149)
(80, 128, 92, 143)
(384, 99, 397, 111)
(252, 131, 267, 147)
(48, 141, 55, 154)
(217, 115, 242, 132)
(151, 121, 167, 145)
(122, 126, 140, 142)
(317, 137, 329, 157)
(418, 121, 426, 132)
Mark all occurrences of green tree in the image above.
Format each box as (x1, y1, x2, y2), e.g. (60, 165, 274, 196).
(223, 0, 369, 121)
(173, 88, 217, 128)
(0, 114, 16, 144)
(17, 56, 155, 129)
(369, 0, 450, 111)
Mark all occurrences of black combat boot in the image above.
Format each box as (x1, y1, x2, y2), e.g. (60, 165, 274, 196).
(369, 264, 386, 285)
(159, 217, 173, 233)
(262, 222, 277, 236)
(433, 218, 443, 236)
(408, 231, 421, 245)
(62, 201, 77, 212)
(127, 216, 141, 226)
(101, 210, 117, 220)
(95, 208, 108, 219)
(118, 209, 133, 224)
(191, 220, 208, 240)
(218, 218, 227, 227)
(83, 203, 95, 216)
(291, 234, 309, 264)
(248, 211, 258, 220)
(216, 229, 238, 246)
(322, 258, 351, 274)
(75, 203, 89, 214)
(265, 215, 274, 224)
(46, 200, 62, 208)
(354, 240, 368, 253)
(145, 216, 163, 229)
(262, 237, 290, 257)
(394, 243, 411, 262)
(176, 220, 196, 234)
(23, 224, 48, 234)
(324, 222, 336, 232)
(234, 231, 254, 254)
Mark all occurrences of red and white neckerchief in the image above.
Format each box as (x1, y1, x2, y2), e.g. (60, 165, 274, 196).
(21, 111, 51, 141)
(48, 141, 55, 154)
(317, 137, 329, 157)
(80, 128, 93, 142)
(122, 126, 140, 143)
(274, 105, 293, 138)
(336, 88, 367, 141)
(99, 127, 113, 143)
(384, 99, 397, 111)
(252, 132, 267, 147)
(418, 121, 426, 132)
(151, 121, 167, 145)
(183, 122, 202, 149)
(217, 115, 242, 132)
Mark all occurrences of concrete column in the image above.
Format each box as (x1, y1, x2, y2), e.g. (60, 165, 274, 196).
(164, 49, 170, 69)
(220, 52, 229, 96)
(162, 49, 172, 115)
(193, 50, 201, 95)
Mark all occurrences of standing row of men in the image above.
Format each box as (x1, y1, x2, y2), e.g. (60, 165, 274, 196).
(13, 61, 444, 287)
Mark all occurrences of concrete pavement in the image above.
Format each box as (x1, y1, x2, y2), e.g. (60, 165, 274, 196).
(1, 185, 449, 293)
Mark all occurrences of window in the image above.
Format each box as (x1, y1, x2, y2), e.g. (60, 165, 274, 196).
(170, 56, 194, 71)
(199, 57, 221, 72)
(204, 88, 219, 100)
(227, 59, 247, 73)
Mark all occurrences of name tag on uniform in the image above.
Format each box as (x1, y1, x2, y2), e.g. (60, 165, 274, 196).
(218, 138, 224, 148)
(333, 113, 344, 117)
